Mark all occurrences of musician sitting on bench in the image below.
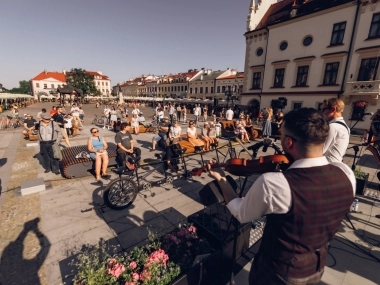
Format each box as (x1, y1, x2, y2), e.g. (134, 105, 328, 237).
(22, 114, 37, 138)
(115, 122, 141, 171)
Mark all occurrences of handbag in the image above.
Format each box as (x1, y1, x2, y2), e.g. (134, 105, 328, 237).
(75, 151, 90, 159)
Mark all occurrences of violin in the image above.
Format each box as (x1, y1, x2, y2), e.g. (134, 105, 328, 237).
(191, 154, 292, 177)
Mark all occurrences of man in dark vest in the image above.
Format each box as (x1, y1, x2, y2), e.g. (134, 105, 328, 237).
(207, 108, 355, 284)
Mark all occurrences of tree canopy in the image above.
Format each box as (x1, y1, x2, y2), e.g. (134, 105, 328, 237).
(66, 68, 97, 97)
(7, 80, 30, 94)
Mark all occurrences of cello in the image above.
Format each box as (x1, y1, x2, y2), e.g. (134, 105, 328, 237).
(191, 154, 292, 177)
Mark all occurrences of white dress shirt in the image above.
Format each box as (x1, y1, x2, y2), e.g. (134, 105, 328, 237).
(227, 157, 356, 224)
(323, 117, 350, 163)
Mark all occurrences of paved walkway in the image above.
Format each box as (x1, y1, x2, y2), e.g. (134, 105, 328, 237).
(0, 102, 379, 285)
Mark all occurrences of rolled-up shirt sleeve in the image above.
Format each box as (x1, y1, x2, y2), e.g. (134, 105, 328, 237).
(226, 172, 292, 223)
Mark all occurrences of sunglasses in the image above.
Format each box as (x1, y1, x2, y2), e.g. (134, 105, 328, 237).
(92, 130, 99, 134)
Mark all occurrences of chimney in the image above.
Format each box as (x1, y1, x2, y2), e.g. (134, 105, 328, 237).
(97, 71, 102, 75)
(62, 69, 66, 75)
(207, 69, 212, 75)
(200, 74, 203, 80)
(44, 69, 47, 75)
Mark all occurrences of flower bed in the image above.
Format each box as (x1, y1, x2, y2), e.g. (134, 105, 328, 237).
(72, 224, 217, 285)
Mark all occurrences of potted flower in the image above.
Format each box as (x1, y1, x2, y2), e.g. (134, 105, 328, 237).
(72, 224, 218, 285)
(354, 167, 369, 195)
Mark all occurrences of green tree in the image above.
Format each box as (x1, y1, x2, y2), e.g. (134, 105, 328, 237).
(66, 68, 97, 97)
(8, 80, 30, 94)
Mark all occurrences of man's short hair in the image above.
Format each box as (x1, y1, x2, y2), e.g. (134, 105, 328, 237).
(323, 98, 345, 113)
(120, 122, 129, 130)
(283, 108, 329, 146)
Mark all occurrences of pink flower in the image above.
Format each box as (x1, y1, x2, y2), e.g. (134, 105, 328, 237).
(132, 272, 139, 281)
(188, 226, 197, 233)
(125, 282, 135, 285)
(129, 261, 137, 269)
(107, 262, 125, 278)
(146, 249, 169, 267)
(140, 269, 150, 281)
(108, 258, 117, 266)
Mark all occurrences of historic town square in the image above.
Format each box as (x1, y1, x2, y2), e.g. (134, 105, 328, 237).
(1, 1, 380, 285)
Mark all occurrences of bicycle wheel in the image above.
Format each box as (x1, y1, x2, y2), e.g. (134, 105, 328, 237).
(97, 118, 104, 124)
(91, 118, 97, 125)
(103, 177, 138, 210)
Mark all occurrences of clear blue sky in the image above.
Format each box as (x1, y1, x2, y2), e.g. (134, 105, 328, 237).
(0, 0, 249, 89)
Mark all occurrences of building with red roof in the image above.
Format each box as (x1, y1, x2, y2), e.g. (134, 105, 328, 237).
(30, 70, 111, 100)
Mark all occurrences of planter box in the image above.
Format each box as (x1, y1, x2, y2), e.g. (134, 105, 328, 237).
(356, 173, 369, 195)
(188, 203, 251, 283)
(171, 250, 221, 285)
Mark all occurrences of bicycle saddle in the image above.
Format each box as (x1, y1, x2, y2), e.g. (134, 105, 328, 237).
(155, 153, 163, 160)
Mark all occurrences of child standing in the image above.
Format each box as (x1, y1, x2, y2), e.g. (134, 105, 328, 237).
(64, 115, 73, 137)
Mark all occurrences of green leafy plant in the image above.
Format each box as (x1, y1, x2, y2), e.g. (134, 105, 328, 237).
(354, 167, 368, 180)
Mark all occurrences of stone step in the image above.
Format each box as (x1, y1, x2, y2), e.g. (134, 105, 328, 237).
(21, 177, 45, 196)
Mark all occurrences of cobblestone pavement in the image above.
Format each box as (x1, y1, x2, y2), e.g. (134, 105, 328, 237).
(0, 102, 379, 285)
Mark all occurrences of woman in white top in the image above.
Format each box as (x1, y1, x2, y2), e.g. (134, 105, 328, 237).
(169, 120, 182, 145)
(157, 108, 164, 120)
(187, 121, 204, 148)
(182, 106, 187, 123)
(201, 122, 212, 151)
(110, 106, 117, 130)
(131, 113, 139, 135)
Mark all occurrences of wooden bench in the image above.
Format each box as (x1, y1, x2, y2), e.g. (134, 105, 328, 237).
(177, 134, 209, 154)
(220, 120, 261, 139)
(61, 143, 118, 179)
(126, 118, 153, 134)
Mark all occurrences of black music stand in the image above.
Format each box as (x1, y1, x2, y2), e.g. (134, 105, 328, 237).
(214, 136, 237, 163)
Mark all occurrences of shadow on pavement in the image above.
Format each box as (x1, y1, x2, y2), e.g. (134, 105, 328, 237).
(0, 218, 50, 285)
(0, 158, 7, 168)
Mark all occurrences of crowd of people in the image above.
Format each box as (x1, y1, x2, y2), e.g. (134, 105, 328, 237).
(19, 96, 373, 284)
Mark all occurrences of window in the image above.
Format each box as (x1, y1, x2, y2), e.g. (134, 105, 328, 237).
(293, 102, 303, 110)
(217, 86, 220, 93)
(43, 84, 47, 89)
(185, 86, 188, 91)
(252, 72, 261, 89)
(98, 82, 100, 85)
(273, 68, 285, 88)
(36, 83, 40, 88)
(195, 87, 198, 93)
(279, 41, 288, 51)
(256, 48, 264, 56)
(102, 82, 104, 86)
(296, 66, 309, 86)
(351, 100, 368, 120)
(200, 87, 203, 93)
(211, 87, 214, 93)
(205, 87, 208, 93)
(357, 58, 379, 81)
(222, 86, 226, 93)
(330, 22, 346, 45)
(190, 88, 193, 93)
(303, 36, 313, 46)
(323, 62, 340, 85)
(369, 13, 380, 39)
(106, 82, 108, 86)
(51, 84, 54, 88)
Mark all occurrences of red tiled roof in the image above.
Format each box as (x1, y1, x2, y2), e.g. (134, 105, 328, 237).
(32, 71, 66, 82)
(255, 0, 293, 30)
(86, 71, 109, 80)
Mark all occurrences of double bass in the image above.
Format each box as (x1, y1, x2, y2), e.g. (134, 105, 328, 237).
(191, 154, 292, 177)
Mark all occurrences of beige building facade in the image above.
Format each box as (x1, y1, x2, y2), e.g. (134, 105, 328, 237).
(242, 0, 380, 129)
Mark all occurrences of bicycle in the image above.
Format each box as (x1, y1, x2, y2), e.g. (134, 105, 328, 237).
(91, 114, 105, 125)
(103, 148, 192, 210)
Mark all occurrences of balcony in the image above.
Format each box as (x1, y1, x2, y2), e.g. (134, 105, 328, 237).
(344, 80, 380, 105)
(346, 80, 380, 95)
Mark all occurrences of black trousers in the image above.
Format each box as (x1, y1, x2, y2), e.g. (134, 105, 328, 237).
(40, 142, 60, 173)
(117, 147, 141, 166)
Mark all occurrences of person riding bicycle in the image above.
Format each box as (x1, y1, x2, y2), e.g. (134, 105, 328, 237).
(6, 105, 19, 127)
